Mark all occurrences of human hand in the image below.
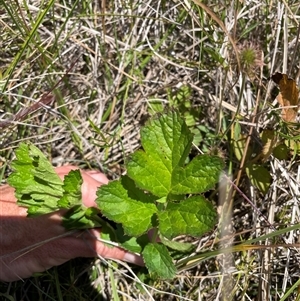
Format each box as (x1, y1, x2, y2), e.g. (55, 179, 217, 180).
(0, 165, 143, 282)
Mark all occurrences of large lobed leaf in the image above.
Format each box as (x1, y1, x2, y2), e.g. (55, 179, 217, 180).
(96, 111, 224, 278)
(126, 111, 224, 198)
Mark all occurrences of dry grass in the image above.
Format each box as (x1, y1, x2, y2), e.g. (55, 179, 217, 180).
(1, 0, 300, 300)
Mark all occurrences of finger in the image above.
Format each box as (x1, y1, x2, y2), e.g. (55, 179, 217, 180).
(80, 173, 103, 207)
(67, 229, 144, 265)
(55, 166, 108, 184)
(85, 170, 109, 184)
(55, 166, 106, 207)
(55, 165, 79, 176)
(89, 229, 144, 265)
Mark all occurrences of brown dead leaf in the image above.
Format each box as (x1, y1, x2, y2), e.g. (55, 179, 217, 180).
(271, 72, 299, 122)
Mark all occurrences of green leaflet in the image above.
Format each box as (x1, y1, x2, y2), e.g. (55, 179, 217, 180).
(8, 143, 64, 215)
(8, 143, 102, 230)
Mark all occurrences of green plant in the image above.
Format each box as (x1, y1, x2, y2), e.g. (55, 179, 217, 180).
(8, 111, 224, 279)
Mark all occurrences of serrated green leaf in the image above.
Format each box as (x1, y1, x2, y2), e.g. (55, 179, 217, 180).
(127, 111, 194, 197)
(142, 243, 176, 279)
(127, 111, 223, 197)
(58, 169, 82, 208)
(7, 143, 64, 215)
(158, 196, 217, 239)
(96, 178, 158, 237)
(171, 155, 224, 194)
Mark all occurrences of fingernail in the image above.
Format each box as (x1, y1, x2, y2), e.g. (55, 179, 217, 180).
(123, 253, 144, 266)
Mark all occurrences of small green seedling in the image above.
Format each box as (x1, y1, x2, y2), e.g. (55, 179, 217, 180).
(8, 111, 224, 279)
